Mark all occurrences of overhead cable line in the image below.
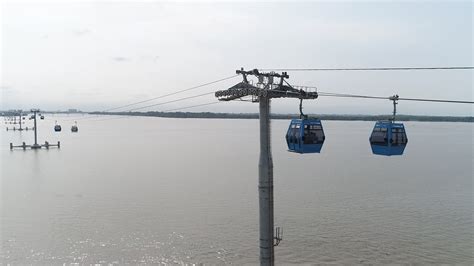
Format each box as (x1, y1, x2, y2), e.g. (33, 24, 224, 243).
(77, 93, 225, 122)
(391, 97, 473, 104)
(290, 85, 474, 104)
(87, 101, 223, 122)
(260, 66, 474, 71)
(161, 101, 221, 112)
(103, 74, 238, 112)
(87, 115, 132, 122)
(318, 92, 474, 104)
(127, 92, 215, 112)
(318, 92, 388, 100)
(60, 74, 238, 122)
(86, 97, 254, 122)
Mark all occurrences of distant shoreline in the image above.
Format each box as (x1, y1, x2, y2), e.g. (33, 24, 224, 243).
(1, 111, 472, 122)
(86, 111, 473, 122)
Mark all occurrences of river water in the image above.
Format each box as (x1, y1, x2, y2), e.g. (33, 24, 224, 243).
(1, 116, 472, 264)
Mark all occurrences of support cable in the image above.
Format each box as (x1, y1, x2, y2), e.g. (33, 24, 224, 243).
(103, 75, 237, 112)
(86, 101, 222, 122)
(59, 75, 238, 121)
(161, 101, 221, 112)
(126, 92, 215, 112)
(319, 92, 474, 104)
(290, 85, 473, 104)
(261, 66, 474, 71)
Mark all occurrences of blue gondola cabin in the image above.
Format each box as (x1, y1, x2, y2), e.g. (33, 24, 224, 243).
(286, 119, 325, 153)
(369, 121, 407, 156)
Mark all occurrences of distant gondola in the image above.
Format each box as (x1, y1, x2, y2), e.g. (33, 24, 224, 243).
(54, 121, 62, 132)
(71, 121, 78, 132)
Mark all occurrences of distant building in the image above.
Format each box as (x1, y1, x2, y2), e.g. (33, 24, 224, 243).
(68, 109, 80, 113)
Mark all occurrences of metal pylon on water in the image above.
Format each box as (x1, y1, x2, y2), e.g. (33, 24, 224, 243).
(215, 68, 318, 266)
(5, 111, 31, 131)
(9, 109, 60, 150)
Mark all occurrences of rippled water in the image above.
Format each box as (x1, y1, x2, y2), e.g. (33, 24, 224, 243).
(1, 116, 473, 264)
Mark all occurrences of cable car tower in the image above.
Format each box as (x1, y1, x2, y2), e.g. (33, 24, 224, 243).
(5, 111, 31, 131)
(10, 109, 60, 150)
(215, 68, 318, 266)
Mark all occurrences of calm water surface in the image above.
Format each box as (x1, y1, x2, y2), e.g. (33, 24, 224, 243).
(1, 116, 473, 265)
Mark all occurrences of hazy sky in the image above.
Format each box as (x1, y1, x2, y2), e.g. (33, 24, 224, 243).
(1, 0, 472, 116)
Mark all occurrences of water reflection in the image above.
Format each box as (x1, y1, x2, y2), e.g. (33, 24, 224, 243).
(1, 118, 473, 264)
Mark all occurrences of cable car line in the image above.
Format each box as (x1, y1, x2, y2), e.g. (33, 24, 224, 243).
(260, 66, 474, 72)
(161, 101, 221, 112)
(47, 72, 472, 126)
(59, 86, 473, 124)
(102, 74, 238, 112)
(288, 85, 474, 104)
(127, 92, 215, 112)
(319, 93, 388, 100)
(80, 90, 226, 121)
(56, 72, 471, 123)
(86, 101, 222, 122)
(70, 95, 223, 123)
(318, 92, 474, 104)
(59, 74, 238, 122)
(88, 115, 133, 122)
(394, 97, 473, 104)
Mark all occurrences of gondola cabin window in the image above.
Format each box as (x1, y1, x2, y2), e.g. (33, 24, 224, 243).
(287, 123, 300, 144)
(303, 124, 324, 144)
(370, 127, 388, 146)
(391, 127, 407, 145)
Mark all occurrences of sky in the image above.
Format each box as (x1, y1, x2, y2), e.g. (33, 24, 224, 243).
(0, 0, 472, 116)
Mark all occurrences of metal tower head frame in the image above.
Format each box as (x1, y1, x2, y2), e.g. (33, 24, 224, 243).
(215, 68, 319, 102)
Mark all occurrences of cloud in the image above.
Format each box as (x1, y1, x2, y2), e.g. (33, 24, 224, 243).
(112, 56, 130, 62)
(72, 29, 91, 36)
(139, 55, 160, 63)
